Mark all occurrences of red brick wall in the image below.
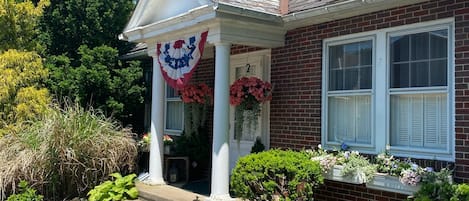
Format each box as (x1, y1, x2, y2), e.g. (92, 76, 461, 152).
(268, 0, 469, 196)
(315, 180, 409, 201)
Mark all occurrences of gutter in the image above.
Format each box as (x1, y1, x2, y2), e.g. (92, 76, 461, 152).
(214, 3, 283, 25)
(283, 0, 371, 22)
(282, 0, 428, 29)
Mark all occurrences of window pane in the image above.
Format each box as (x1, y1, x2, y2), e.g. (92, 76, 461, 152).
(411, 32, 429, 60)
(329, 69, 344, 90)
(329, 45, 343, 69)
(344, 43, 359, 67)
(234, 109, 261, 141)
(360, 41, 372, 65)
(430, 59, 447, 86)
(410, 62, 429, 87)
(390, 94, 447, 149)
(360, 66, 372, 89)
(328, 95, 371, 144)
(391, 63, 410, 88)
(167, 86, 179, 98)
(344, 68, 358, 90)
(430, 30, 448, 58)
(329, 40, 372, 91)
(166, 101, 183, 130)
(391, 35, 409, 62)
(390, 29, 448, 88)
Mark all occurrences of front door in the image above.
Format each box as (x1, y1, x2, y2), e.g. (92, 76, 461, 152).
(229, 50, 270, 171)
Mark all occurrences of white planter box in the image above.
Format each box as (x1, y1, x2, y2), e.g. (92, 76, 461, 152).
(323, 165, 366, 184)
(366, 174, 420, 195)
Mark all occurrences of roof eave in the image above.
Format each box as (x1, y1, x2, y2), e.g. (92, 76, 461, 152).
(120, 3, 284, 44)
(120, 4, 216, 43)
(283, 0, 429, 30)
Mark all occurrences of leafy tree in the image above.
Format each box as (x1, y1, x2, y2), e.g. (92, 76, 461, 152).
(0, 0, 50, 137)
(40, 0, 135, 59)
(40, 0, 145, 130)
(0, 50, 50, 136)
(0, 0, 49, 52)
(46, 45, 144, 121)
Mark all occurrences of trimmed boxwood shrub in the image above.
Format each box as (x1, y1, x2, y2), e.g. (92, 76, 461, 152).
(230, 149, 323, 201)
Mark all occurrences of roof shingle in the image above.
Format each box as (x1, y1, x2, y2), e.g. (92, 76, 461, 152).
(288, 0, 344, 13)
(219, 0, 281, 14)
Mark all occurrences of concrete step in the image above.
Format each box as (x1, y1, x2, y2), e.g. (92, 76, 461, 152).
(136, 182, 206, 201)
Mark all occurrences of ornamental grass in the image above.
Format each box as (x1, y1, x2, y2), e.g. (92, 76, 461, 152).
(0, 103, 137, 200)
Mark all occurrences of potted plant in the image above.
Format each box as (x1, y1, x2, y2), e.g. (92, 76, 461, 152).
(137, 133, 150, 152)
(229, 77, 272, 140)
(310, 144, 376, 184)
(163, 134, 174, 155)
(368, 151, 436, 195)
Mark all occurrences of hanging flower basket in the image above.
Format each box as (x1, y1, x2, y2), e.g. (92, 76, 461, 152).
(179, 83, 213, 104)
(179, 83, 213, 135)
(229, 77, 272, 140)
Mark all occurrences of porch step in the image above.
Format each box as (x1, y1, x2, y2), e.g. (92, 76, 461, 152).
(136, 182, 207, 201)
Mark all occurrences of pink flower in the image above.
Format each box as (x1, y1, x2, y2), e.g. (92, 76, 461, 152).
(229, 77, 272, 107)
(179, 83, 213, 104)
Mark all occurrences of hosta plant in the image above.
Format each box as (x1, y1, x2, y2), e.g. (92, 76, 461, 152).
(87, 173, 138, 201)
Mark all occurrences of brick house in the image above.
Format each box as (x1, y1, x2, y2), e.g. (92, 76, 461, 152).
(120, 0, 469, 200)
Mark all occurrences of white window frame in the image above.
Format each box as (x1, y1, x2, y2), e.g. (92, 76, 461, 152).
(164, 84, 184, 135)
(321, 18, 455, 161)
(322, 36, 376, 152)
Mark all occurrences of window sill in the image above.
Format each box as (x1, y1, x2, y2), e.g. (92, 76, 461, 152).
(164, 130, 183, 136)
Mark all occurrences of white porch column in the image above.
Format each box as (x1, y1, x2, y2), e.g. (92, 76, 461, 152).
(148, 54, 166, 185)
(209, 42, 232, 200)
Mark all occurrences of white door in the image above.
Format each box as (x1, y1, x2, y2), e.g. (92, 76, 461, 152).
(229, 50, 270, 171)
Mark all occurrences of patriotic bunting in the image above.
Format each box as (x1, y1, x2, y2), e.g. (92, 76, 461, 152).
(157, 31, 208, 89)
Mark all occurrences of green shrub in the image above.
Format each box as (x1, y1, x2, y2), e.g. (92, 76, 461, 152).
(0, 103, 137, 200)
(6, 181, 43, 201)
(230, 149, 323, 201)
(88, 173, 138, 201)
(451, 183, 469, 201)
(412, 182, 454, 201)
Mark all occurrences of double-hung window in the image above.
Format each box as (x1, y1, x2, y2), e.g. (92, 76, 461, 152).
(165, 86, 184, 134)
(323, 19, 453, 160)
(326, 39, 374, 147)
(389, 28, 449, 152)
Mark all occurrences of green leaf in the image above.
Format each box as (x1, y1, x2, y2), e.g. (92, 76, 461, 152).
(125, 187, 139, 199)
(110, 172, 123, 179)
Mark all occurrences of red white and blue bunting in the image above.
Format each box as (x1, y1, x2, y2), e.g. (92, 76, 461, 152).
(157, 31, 208, 89)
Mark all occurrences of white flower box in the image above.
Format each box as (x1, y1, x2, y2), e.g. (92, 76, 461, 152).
(323, 165, 366, 184)
(366, 173, 420, 195)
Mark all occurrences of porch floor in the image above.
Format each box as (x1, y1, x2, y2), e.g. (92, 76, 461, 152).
(136, 182, 207, 201)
